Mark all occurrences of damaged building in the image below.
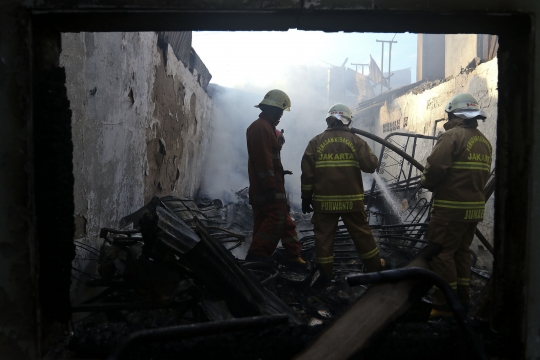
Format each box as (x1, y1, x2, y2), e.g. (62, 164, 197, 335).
(61, 31, 214, 301)
(1, 1, 540, 360)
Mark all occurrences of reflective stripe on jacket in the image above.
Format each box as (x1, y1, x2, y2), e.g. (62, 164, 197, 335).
(301, 125, 378, 213)
(247, 113, 287, 206)
(421, 119, 492, 222)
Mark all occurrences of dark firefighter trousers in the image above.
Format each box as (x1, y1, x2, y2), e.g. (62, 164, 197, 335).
(312, 210, 382, 276)
(426, 218, 478, 310)
(247, 202, 301, 259)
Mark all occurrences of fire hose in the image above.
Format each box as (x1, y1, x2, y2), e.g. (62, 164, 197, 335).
(350, 127, 495, 255)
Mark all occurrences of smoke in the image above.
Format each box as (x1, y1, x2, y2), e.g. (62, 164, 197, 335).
(198, 86, 259, 203)
(199, 65, 333, 207)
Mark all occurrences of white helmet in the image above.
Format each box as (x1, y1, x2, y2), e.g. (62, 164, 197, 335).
(445, 93, 486, 120)
(326, 103, 353, 125)
(255, 89, 291, 111)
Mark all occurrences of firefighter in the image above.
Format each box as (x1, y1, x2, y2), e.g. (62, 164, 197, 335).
(421, 93, 492, 317)
(301, 103, 383, 280)
(245, 89, 305, 265)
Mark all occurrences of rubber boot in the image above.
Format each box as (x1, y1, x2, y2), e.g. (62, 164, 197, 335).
(318, 262, 334, 279)
(457, 285, 471, 311)
(311, 263, 333, 290)
(285, 255, 307, 270)
(361, 254, 383, 273)
(429, 308, 454, 318)
(286, 255, 307, 265)
(430, 288, 454, 318)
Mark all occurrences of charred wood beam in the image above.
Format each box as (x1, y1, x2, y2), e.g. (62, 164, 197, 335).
(348, 268, 488, 360)
(294, 244, 442, 360)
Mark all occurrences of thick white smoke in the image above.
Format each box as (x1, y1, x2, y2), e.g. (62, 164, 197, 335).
(199, 65, 333, 207)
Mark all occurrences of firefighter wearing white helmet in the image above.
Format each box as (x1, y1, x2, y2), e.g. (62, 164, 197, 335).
(445, 93, 487, 120)
(245, 89, 305, 266)
(422, 93, 492, 318)
(300, 103, 383, 284)
(326, 103, 353, 126)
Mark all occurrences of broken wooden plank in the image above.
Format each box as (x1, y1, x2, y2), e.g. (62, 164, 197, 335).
(294, 244, 442, 360)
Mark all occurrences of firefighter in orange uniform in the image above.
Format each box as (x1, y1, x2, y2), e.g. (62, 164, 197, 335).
(301, 104, 383, 280)
(245, 90, 305, 265)
(421, 93, 492, 316)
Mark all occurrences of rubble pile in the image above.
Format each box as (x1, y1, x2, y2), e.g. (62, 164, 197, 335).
(49, 181, 492, 359)
(54, 195, 371, 359)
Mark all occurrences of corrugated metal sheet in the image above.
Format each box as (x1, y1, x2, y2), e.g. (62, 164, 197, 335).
(189, 47, 212, 89)
(157, 31, 192, 66)
(157, 31, 212, 89)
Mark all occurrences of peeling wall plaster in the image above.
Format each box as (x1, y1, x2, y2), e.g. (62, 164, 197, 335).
(60, 32, 213, 300)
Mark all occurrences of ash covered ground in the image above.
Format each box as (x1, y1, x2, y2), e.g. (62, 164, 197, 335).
(45, 192, 500, 360)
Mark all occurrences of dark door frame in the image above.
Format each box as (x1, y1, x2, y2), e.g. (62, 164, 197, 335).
(30, 8, 533, 356)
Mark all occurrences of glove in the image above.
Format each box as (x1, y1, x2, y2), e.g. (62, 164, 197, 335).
(420, 174, 434, 192)
(278, 129, 285, 145)
(302, 198, 313, 214)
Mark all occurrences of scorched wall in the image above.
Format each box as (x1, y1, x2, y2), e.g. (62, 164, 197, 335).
(60, 32, 213, 300)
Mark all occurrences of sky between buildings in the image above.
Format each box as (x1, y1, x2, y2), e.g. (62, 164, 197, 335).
(192, 30, 418, 88)
(195, 30, 418, 204)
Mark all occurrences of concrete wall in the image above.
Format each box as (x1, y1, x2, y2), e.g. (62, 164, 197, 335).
(445, 34, 479, 78)
(417, 34, 445, 81)
(371, 58, 498, 268)
(60, 32, 213, 300)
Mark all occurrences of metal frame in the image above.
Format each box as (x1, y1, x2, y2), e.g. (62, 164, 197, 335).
(366, 132, 437, 212)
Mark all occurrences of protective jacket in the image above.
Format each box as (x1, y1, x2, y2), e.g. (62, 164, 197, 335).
(422, 119, 492, 222)
(301, 125, 378, 213)
(247, 113, 286, 206)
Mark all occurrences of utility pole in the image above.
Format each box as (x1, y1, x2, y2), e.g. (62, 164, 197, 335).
(351, 63, 369, 75)
(376, 39, 397, 92)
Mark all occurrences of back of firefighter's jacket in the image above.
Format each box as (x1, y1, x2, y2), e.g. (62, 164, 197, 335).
(301, 126, 378, 213)
(422, 122, 492, 222)
(246, 114, 287, 207)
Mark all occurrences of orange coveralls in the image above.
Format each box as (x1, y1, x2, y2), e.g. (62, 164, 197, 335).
(246, 113, 301, 259)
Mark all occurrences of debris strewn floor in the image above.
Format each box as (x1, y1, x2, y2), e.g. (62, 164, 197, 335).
(45, 190, 495, 359)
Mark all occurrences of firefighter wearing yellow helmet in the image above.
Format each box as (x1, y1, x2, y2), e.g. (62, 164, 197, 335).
(245, 89, 305, 266)
(255, 89, 292, 111)
(422, 93, 492, 317)
(300, 103, 383, 283)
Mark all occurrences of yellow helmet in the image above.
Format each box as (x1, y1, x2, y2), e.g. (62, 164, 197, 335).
(255, 89, 291, 111)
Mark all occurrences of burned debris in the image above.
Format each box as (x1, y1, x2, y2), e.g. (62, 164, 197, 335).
(60, 195, 330, 359)
(54, 128, 497, 360)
